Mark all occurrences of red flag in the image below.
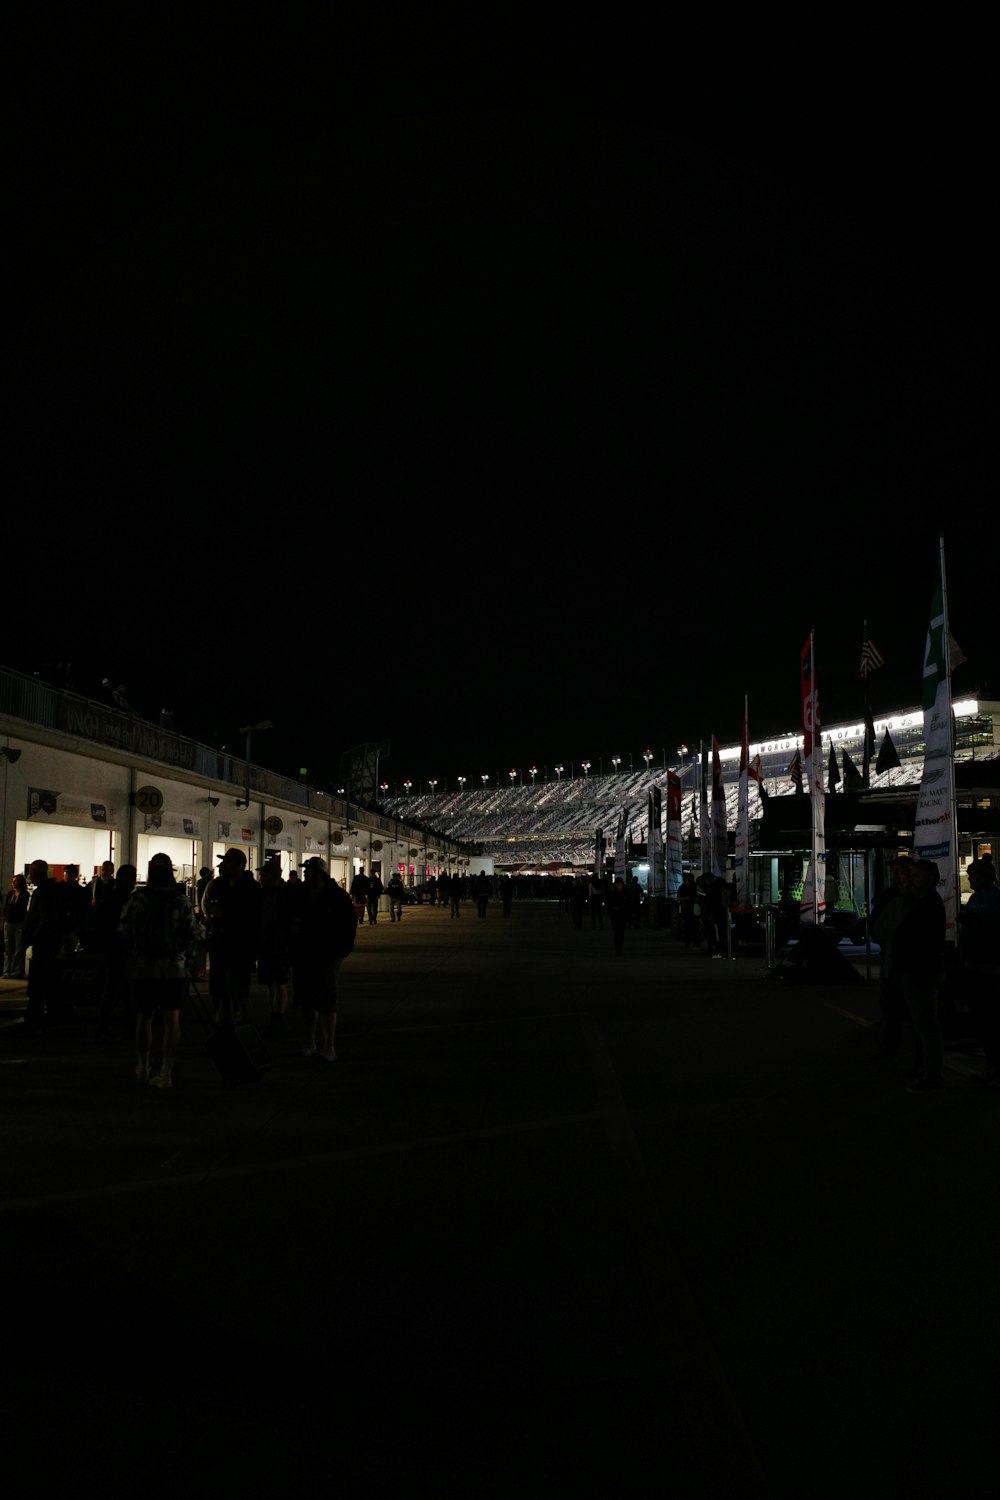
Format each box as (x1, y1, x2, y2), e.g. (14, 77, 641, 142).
(800, 636, 820, 790)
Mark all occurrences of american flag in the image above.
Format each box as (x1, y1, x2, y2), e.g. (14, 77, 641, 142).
(860, 634, 885, 678)
(787, 750, 803, 792)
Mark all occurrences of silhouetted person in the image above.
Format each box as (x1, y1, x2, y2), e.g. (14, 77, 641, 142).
(21, 860, 61, 1031)
(892, 859, 947, 1092)
(291, 858, 357, 1061)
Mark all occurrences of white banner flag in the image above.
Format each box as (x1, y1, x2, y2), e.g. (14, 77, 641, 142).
(913, 581, 957, 939)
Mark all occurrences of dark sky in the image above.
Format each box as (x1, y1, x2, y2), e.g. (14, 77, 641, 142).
(8, 19, 993, 791)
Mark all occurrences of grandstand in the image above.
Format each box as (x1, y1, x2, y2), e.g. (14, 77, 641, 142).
(380, 698, 1000, 873)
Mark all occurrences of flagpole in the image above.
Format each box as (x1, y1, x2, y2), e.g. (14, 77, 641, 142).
(939, 534, 960, 933)
(811, 631, 820, 919)
(862, 618, 873, 790)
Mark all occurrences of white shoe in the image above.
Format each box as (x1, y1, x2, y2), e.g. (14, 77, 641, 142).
(149, 1073, 172, 1090)
(302, 1044, 318, 1057)
(135, 1063, 149, 1083)
(320, 1047, 337, 1063)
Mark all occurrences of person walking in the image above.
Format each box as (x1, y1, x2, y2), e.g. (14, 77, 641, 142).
(474, 869, 491, 919)
(387, 871, 405, 922)
(350, 866, 370, 925)
(366, 869, 384, 926)
(290, 858, 357, 1061)
(118, 853, 199, 1088)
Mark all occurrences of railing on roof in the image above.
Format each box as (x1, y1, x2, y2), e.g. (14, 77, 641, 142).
(0, 663, 339, 815)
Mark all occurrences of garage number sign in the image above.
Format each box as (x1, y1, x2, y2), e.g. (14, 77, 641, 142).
(264, 816, 283, 836)
(135, 785, 164, 815)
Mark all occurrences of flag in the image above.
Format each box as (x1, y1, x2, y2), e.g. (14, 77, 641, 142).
(860, 633, 885, 678)
(913, 564, 958, 939)
(748, 753, 769, 802)
(948, 631, 967, 670)
(699, 740, 710, 875)
(711, 734, 727, 878)
(799, 633, 826, 924)
(841, 748, 863, 792)
(787, 750, 803, 793)
(614, 805, 629, 877)
(593, 826, 605, 880)
(665, 773, 683, 897)
(800, 636, 820, 791)
(863, 702, 877, 787)
(875, 730, 900, 776)
(646, 785, 664, 896)
(735, 698, 750, 906)
(827, 743, 840, 794)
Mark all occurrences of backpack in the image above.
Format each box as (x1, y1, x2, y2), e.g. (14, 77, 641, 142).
(138, 887, 178, 961)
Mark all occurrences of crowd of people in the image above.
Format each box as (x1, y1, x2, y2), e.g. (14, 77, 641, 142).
(5, 849, 997, 1093)
(869, 852, 1000, 1092)
(9, 852, 358, 1088)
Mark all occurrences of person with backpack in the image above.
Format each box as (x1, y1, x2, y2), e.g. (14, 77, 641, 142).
(118, 852, 199, 1088)
(290, 857, 357, 1061)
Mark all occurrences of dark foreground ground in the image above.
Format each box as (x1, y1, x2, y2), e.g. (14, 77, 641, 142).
(2, 901, 996, 1498)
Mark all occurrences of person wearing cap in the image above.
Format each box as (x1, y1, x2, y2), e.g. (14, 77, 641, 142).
(290, 857, 357, 1061)
(204, 848, 262, 1025)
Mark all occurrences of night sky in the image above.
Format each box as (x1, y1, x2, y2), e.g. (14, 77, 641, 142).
(9, 19, 992, 791)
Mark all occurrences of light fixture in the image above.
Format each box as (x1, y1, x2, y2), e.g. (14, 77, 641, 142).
(1, 747, 22, 763)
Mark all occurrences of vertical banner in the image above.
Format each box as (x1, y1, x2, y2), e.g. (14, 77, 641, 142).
(594, 827, 605, 880)
(665, 772, 682, 896)
(614, 806, 629, 876)
(646, 785, 665, 896)
(734, 696, 750, 907)
(699, 740, 710, 876)
(913, 571, 958, 939)
(799, 633, 827, 924)
(711, 734, 727, 878)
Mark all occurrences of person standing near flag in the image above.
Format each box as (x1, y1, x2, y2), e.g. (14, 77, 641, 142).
(959, 860, 1000, 1089)
(869, 858, 915, 1071)
(892, 859, 947, 1093)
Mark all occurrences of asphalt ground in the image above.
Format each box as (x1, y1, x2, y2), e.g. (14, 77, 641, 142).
(1, 901, 996, 1498)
